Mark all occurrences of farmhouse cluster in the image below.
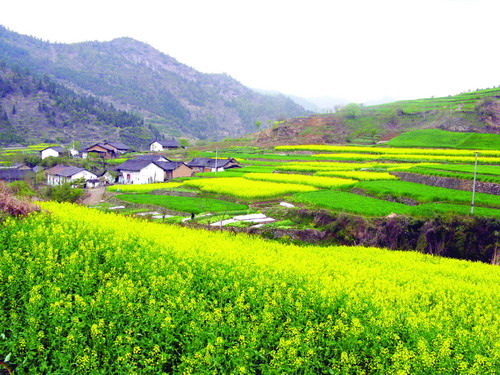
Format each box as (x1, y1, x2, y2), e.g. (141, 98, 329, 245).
(0, 139, 240, 187)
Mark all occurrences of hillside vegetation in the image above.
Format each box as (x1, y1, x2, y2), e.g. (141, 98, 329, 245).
(0, 64, 155, 147)
(255, 88, 500, 147)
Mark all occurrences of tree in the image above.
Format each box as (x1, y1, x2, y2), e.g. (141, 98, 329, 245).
(255, 120, 262, 130)
(341, 103, 362, 119)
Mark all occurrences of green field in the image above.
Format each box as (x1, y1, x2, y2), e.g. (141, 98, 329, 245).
(405, 167, 500, 184)
(354, 180, 500, 208)
(0, 202, 498, 373)
(116, 194, 248, 214)
(387, 129, 500, 150)
(291, 190, 500, 218)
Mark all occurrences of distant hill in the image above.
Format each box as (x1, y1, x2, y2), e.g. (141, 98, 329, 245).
(255, 88, 500, 146)
(0, 26, 309, 141)
(0, 64, 156, 147)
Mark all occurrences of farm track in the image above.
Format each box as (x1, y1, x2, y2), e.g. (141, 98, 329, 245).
(81, 186, 105, 205)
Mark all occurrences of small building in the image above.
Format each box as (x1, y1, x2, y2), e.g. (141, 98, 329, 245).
(0, 168, 33, 182)
(40, 146, 65, 159)
(186, 157, 240, 173)
(150, 138, 181, 152)
(85, 179, 101, 189)
(103, 142, 131, 155)
(115, 159, 166, 184)
(155, 161, 193, 180)
(45, 165, 97, 186)
(115, 158, 192, 184)
(83, 144, 118, 159)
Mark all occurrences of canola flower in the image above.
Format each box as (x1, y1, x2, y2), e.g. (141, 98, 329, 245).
(312, 153, 500, 164)
(0, 202, 498, 373)
(107, 182, 183, 193)
(276, 144, 500, 157)
(314, 170, 398, 181)
(243, 172, 357, 188)
(182, 177, 316, 198)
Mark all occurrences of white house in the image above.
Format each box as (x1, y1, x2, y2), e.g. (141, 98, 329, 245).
(45, 165, 97, 186)
(40, 146, 64, 159)
(149, 139, 180, 152)
(115, 159, 165, 184)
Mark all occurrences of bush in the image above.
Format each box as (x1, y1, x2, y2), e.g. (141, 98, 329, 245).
(43, 183, 84, 203)
(0, 181, 40, 217)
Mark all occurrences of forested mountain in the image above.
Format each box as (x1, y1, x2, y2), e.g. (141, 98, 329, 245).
(0, 26, 308, 141)
(0, 63, 157, 147)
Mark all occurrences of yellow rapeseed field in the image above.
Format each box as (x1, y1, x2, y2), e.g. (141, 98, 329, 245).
(0, 202, 497, 373)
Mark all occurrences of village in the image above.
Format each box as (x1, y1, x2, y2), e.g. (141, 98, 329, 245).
(0, 139, 240, 187)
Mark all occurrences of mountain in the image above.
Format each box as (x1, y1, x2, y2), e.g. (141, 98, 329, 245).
(0, 63, 156, 147)
(0, 26, 309, 141)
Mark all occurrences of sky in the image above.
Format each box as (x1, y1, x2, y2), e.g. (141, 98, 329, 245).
(0, 0, 499, 104)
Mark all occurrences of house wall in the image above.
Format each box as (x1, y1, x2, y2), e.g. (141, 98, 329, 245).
(46, 174, 66, 185)
(72, 170, 98, 181)
(172, 164, 193, 179)
(120, 163, 165, 184)
(41, 149, 60, 159)
(150, 142, 163, 152)
(46, 170, 97, 186)
(87, 146, 112, 159)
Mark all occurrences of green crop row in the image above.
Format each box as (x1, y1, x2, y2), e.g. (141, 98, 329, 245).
(354, 180, 499, 208)
(116, 194, 248, 214)
(291, 190, 500, 218)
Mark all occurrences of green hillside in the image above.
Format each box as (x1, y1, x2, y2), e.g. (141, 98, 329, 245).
(375, 87, 500, 113)
(387, 129, 500, 149)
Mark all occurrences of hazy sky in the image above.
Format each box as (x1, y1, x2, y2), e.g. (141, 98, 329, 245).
(0, 0, 498, 103)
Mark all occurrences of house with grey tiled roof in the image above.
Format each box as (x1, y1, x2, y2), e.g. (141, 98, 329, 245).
(150, 138, 181, 151)
(186, 157, 240, 173)
(115, 157, 192, 184)
(45, 165, 97, 186)
(40, 146, 65, 159)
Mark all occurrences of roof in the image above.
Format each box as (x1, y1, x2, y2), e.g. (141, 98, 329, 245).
(150, 139, 180, 148)
(186, 157, 237, 168)
(45, 165, 89, 177)
(85, 143, 116, 152)
(154, 161, 187, 171)
(41, 146, 64, 153)
(105, 142, 130, 150)
(114, 159, 154, 172)
(0, 169, 32, 181)
(134, 155, 171, 162)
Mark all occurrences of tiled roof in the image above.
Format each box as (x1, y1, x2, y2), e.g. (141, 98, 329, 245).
(0, 169, 31, 181)
(151, 139, 180, 147)
(105, 142, 130, 150)
(186, 158, 235, 168)
(134, 155, 171, 162)
(114, 159, 153, 171)
(45, 165, 87, 177)
(41, 146, 64, 153)
(154, 161, 185, 171)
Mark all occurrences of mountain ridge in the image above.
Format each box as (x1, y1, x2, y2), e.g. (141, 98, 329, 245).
(0, 25, 309, 141)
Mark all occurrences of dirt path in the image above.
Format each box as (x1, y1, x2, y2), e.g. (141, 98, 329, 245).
(81, 187, 106, 206)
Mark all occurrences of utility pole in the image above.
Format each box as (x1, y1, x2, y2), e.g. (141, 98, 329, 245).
(471, 152, 478, 214)
(215, 147, 218, 173)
